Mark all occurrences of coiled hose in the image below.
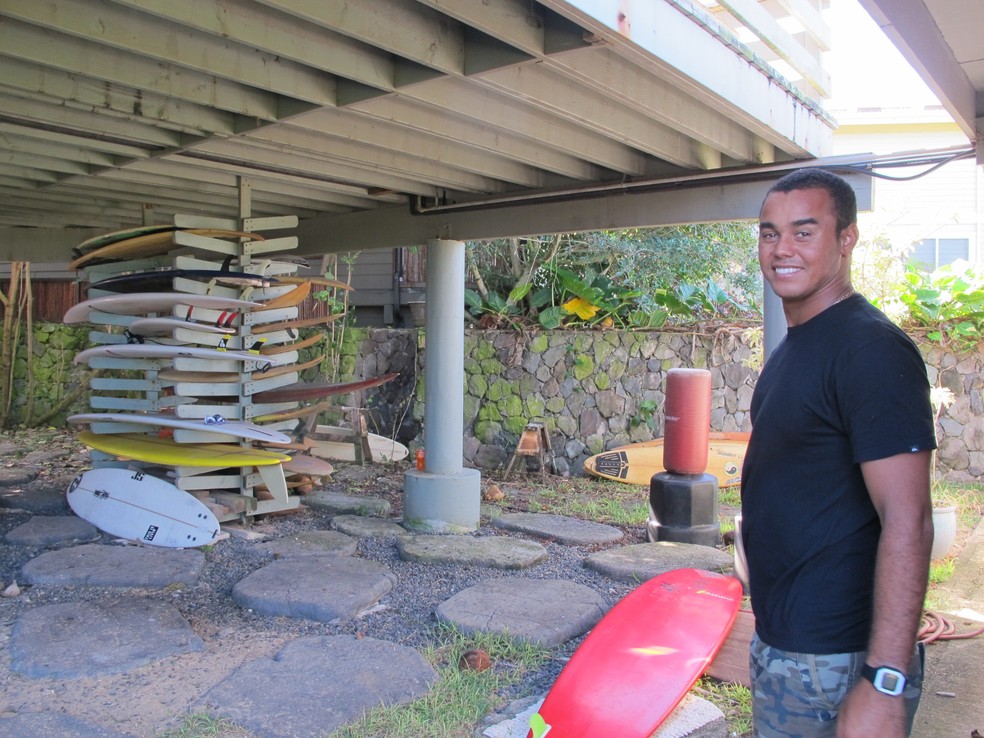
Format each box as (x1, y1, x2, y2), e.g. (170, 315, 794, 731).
(918, 610, 984, 644)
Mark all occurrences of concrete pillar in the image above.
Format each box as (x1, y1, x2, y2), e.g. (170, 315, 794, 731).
(402, 239, 481, 533)
(762, 281, 787, 363)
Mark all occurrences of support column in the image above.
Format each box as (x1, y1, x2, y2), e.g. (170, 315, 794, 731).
(762, 281, 787, 363)
(402, 239, 481, 533)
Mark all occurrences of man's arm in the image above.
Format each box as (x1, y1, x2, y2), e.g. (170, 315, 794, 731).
(836, 450, 934, 738)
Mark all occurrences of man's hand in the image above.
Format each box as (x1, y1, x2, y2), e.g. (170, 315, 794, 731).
(836, 679, 908, 738)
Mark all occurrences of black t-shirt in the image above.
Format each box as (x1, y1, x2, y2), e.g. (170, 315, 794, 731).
(741, 295, 936, 654)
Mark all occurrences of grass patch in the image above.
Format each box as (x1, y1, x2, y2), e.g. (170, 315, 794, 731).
(694, 677, 753, 736)
(157, 714, 238, 738)
(329, 624, 550, 738)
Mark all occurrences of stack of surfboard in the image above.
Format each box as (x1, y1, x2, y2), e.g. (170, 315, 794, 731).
(64, 215, 385, 529)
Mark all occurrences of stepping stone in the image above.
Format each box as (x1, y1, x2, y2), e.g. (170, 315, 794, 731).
(0, 713, 137, 738)
(197, 635, 438, 738)
(304, 491, 391, 517)
(5, 515, 101, 546)
(9, 599, 204, 678)
(232, 556, 396, 623)
(397, 535, 547, 569)
(21, 543, 205, 588)
(0, 467, 37, 487)
(584, 541, 732, 583)
(435, 579, 607, 647)
(0, 479, 73, 514)
(249, 530, 358, 559)
(491, 512, 624, 546)
(331, 514, 409, 538)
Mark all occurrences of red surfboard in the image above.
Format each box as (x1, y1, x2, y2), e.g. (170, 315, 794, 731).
(528, 568, 741, 738)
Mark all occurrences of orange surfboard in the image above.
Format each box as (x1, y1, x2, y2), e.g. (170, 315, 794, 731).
(528, 568, 741, 738)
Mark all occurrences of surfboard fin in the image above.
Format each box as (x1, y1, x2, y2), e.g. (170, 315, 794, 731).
(529, 713, 552, 737)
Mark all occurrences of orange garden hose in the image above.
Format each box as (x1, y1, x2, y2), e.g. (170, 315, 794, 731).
(918, 610, 984, 644)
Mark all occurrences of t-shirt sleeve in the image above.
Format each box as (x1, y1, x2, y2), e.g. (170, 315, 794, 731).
(837, 330, 937, 463)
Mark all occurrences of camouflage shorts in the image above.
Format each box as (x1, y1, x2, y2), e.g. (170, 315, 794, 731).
(749, 633, 924, 737)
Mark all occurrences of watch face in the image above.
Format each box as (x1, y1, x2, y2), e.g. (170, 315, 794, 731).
(873, 668, 906, 696)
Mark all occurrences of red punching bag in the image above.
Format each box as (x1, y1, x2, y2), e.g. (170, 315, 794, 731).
(662, 368, 711, 475)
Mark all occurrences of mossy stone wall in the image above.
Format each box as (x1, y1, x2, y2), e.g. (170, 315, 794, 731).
(8, 324, 983, 484)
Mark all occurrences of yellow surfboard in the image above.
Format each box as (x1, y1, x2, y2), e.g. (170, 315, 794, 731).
(78, 432, 290, 467)
(583, 432, 749, 487)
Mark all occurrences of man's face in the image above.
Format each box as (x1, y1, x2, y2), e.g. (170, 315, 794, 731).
(757, 187, 857, 318)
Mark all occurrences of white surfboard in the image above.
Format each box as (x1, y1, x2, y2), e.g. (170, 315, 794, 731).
(127, 317, 236, 337)
(67, 468, 220, 548)
(73, 344, 282, 369)
(308, 426, 409, 462)
(63, 293, 261, 324)
(67, 412, 291, 445)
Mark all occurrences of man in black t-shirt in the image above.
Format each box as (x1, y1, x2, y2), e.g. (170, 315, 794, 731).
(742, 169, 936, 738)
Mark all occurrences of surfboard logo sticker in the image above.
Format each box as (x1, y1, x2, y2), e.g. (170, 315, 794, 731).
(144, 525, 159, 542)
(723, 462, 739, 476)
(68, 474, 82, 494)
(593, 451, 630, 479)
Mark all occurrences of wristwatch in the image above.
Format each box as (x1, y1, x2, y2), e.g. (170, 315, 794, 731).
(862, 664, 907, 696)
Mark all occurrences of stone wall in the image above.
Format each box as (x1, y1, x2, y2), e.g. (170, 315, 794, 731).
(6, 324, 983, 484)
(354, 328, 982, 483)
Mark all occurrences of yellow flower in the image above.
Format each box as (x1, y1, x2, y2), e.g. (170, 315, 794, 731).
(562, 297, 599, 320)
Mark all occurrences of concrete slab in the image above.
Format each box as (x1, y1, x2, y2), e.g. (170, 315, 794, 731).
(20, 543, 205, 587)
(911, 516, 984, 738)
(232, 556, 396, 623)
(331, 514, 410, 538)
(397, 534, 548, 569)
(491, 512, 624, 546)
(435, 578, 607, 647)
(478, 693, 726, 738)
(9, 598, 204, 678)
(196, 635, 438, 738)
(303, 491, 391, 517)
(584, 541, 733, 583)
(248, 529, 358, 559)
(0, 479, 72, 514)
(0, 467, 37, 486)
(0, 713, 137, 738)
(5, 515, 100, 546)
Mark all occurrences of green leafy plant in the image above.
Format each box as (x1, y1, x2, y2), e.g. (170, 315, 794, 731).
(898, 261, 984, 349)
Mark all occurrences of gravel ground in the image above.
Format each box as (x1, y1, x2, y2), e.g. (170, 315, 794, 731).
(0, 428, 644, 737)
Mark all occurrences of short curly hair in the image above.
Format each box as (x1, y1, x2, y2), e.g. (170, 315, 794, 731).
(766, 168, 857, 234)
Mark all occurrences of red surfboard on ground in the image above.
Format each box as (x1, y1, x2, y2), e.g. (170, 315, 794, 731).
(528, 568, 741, 738)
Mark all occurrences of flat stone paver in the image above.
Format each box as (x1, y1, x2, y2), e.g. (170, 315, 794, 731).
(479, 693, 726, 738)
(232, 556, 396, 623)
(6, 515, 101, 546)
(397, 534, 547, 569)
(20, 543, 205, 587)
(0, 713, 137, 738)
(249, 530, 358, 559)
(331, 514, 410, 538)
(435, 579, 607, 647)
(197, 635, 438, 738)
(0, 480, 71, 514)
(303, 491, 391, 517)
(584, 542, 732, 583)
(491, 512, 623, 546)
(9, 599, 204, 678)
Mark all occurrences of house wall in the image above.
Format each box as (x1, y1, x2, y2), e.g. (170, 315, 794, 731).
(832, 108, 983, 268)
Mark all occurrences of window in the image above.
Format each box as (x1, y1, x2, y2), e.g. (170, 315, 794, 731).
(910, 238, 969, 270)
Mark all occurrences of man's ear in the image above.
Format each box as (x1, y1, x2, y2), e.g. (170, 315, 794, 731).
(839, 223, 859, 255)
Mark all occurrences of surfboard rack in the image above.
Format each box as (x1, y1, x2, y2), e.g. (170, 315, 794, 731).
(70, 179, 315, 524)
(504, 422, 555, 480)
